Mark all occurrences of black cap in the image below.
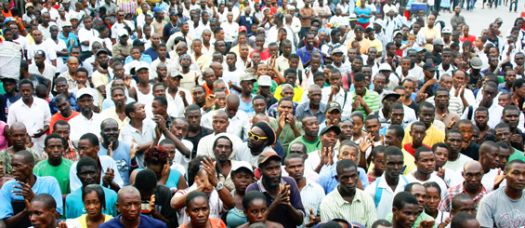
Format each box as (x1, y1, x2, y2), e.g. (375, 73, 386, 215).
(132, 39, 145, 46)
(320, 125, 341, 136)
(96, 48, 110, 56)
(423, 63, 436, 71)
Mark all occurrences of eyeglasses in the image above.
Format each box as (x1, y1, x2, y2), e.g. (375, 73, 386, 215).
(248, 131, 268, 141)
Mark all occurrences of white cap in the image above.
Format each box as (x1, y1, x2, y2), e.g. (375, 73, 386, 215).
(76, 88, 95, 99)
(232, 161, 253, 174)
(258, 75, 272, 87)
(379, 63, 392, 71)
(135, 62, 150, 72)
(442, 26, 452, 34)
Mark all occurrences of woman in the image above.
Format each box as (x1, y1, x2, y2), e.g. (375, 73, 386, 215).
(238, 191, 283, 228)
(350, 113, 365, 144)
(225, 162, 255, 227)
(423, 182, 449, 227)
(179, 191, 226, 228)
(65, 185, 112, 228)
(129, 146, 187, 192)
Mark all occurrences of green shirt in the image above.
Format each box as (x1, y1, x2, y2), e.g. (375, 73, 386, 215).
(509, 148, 525, 162)
(287, 135, 321, 154)
(350, 89, 381, 116)
(34, 158, 73, 195)
(386, 211, 434, 228)
(269, 119, 304, 152)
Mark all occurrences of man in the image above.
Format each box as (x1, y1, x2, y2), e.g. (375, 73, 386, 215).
(406, 147, 448, 196)
(305, 125, 341, 174)
(196, 110, 243, 159)
(238, 121, 278, 167)
(288, 116, 321, 154)
(28, 194, 60, 228)
(33, 134, 73, 196)
(28, 50, 57, 82)
(165, 71, 191, 118)
(272, 98, 303, 151)
(223, 95, 250, 140)
(433, 88, 459, 128)
(100, 186, 167, 228)
(100, 87, 129, 129)
(285, 153, 325, 226)
(320, 159, 377, 226)
(50, 77, 78, 116)
(501, 105, 525, 150)
(403, 121, 431, 157)
(274, 70, 304, 103)
(478, 141, 502, 192)
(351, 72, 381, 116)
(65, 157, 118, 219)
(245, 150, 305, 227)
(0, 123, 42, 175)
(295, 85, 326, 123)
(133, 169, 177, 226)
(99, 119, 131, 185)
(402, 102, 445, 149)
(184, 104, 213, 158)
(495, 123, 525, 163)
(0, 151, 63, 227)
(7, 79, 51, 152)
(58, 56, 80, 90)
(68, 88, 103, 143)
(439, 161, 487, 212)
(451, 212, 480, 228)
(391, 192, 421, 228)
(69, 133, 123, 192)
(477, 160, 525, 227)
(121, 102, 157, 168)
(366, 146, 410, 219)
(443, 130, 474, 172)
(393, 183, 435, 228)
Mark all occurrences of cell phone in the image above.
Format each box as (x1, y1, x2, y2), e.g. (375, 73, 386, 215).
(141, 201, 151, 214)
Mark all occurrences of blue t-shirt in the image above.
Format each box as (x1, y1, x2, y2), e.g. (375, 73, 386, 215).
(317, 164, 369, 194)
(0, 176, 64, 219)
(100, 214, 167, 228)
(354, 6, 372, 24)
(65, 186, 118, 219)
(99, 142, 132, 185)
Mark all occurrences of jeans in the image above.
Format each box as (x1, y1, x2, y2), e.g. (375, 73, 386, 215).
(509, 0, 518, 11)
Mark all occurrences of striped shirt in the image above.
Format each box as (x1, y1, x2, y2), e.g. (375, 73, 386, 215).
(350, 89, 381, 116)
(320, 188, 377, 227)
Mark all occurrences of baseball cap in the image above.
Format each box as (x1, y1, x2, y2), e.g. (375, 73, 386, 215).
(132, 39, 145, 46)
(258, 75, 272, 87)
(381, 91, 401, 102)
(25, 2, 34, 9)
(134, 62, 149, 72)
(378, 63, 392, 72)
(326, 102, 342, 113)
(232, 161, 254, 174)
(442, 27, 452, 34)
(331, 47, 344, 55)
(62, 21, 72, 28)
(423, 62, 436, 71)
(470, 57, 483, 69)
(240, 73, 257, 82)
(257, 149, 281, 166)
(76, 88, 95, 99)
(433, 38, 444, 46)
(171, 70, 183, 78)
(320, 125, 341, 136)
(96, 48, 110, 56)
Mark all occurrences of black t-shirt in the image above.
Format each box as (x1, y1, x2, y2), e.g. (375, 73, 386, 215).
(185, 127, 213, 157)
(462, 142, 480, 161)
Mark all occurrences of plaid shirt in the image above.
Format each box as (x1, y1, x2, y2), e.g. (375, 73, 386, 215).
(438, 182, 487, 212)
(63, 141, 78, 161)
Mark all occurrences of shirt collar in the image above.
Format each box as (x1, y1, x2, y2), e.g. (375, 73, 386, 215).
(334, 188, 362, 206)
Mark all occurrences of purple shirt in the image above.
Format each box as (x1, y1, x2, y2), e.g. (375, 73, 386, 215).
(246, 176, 305, 227)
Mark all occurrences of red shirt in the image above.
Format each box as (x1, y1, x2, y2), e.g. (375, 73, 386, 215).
(250, 48, 271, 61)
(403, 143, 431, 157)
(459, 35, 476, 43)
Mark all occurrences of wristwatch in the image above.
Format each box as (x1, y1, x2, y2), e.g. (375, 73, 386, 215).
(215, 182, 225, 191)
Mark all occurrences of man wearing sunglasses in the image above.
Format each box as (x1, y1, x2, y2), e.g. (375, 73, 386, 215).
(237, 121, 277, 167)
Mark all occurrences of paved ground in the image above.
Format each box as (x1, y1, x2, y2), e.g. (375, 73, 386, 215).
(437, 2, 522, 35)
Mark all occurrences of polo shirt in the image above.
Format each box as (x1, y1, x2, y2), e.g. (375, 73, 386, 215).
(287, 136, 321, 154)
(65, 186, 117, 219)
(0, 176, 63, 227)
(246, 176, 305, 227)
(320, 187, 377, 226)
(100, 214, 167, 228)
(350, 89, 381, 116)
(33, 158, 73, 194)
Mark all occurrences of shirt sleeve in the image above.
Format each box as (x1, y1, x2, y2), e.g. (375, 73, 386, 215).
(0, 182, 14, 219)
(69, 162, 82, 192)
(47, 177, 64, 215)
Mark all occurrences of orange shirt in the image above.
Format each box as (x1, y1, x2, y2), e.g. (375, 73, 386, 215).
(49, 111, 80, 132)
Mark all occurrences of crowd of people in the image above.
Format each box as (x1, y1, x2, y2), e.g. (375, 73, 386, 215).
(0, 0, 524, 227)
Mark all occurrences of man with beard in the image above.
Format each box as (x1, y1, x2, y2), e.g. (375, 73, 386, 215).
(238, 121, 277, 167)
(472, 107, 495, 144)
(69, 88, 103, 144)
(210, 135, 244, 190)
(28, 50, 57, 82)
(406, 148, 448, 197)
(295, 85, 326, 123)
(100, 186, 167, 228)
(7, 79, 51, 152)
(443, 130, 473, 172)
(288, 116, 321, 154)
(439, 161, 487, 213)
(320, 159, 377, 226)
(245, 150, 305, 227)
(184, 104, 213, 158)
(100, 87, 129, 129)
(477, 160, 525, 227)
(402, 102, 445, 148)
(65, 157, 118, 218)
(33, 134, 73, 196)
(0, 151, 63, 228)
(366, 146, 410, 219)
(433, 88, 459, 128)
(284, 153, 325, 227)
(99, 119, 131, 185)
(391, 192, 421, 228)
(121, 102, 157, 168)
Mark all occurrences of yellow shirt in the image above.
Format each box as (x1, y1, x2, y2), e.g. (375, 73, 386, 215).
(273, 85, 304, 103)
(402, 123, 445, 148)
(368, 149, 416, 176)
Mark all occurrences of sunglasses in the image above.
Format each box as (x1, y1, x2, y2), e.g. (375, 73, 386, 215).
(248, 131, 268, 141)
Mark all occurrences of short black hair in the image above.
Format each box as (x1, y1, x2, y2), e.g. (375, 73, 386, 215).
(125, 101, 138, 118)
(185, 191, 208, 207)
(134, 169, 158, 192)
(53, 120, 70, 132)
(31, 193, 57, 210)
(82, 184, 106, 210)
(153, 96, 168, 107)
(423, 181, 442, 196)
(372, 219, 392, 228)
(392, 191, 418, 210)
(242, 191, 267, 210)
(76, 157, 99, 173)
(451, 212, 478, 228)
(336, 159, 357, 176)
(18, 79, 34, 90)
(414, 146, 432, 161)
(385, 146, 404, 159)
(432, 142, 449, 152)
(44, 133, 67, 148)
(404, 182, 424, 192)
(388, 124, 404, 139)
(79, 133, 99, 147)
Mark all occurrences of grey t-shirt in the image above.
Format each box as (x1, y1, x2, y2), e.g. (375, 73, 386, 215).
(476, 187, 525, 228)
